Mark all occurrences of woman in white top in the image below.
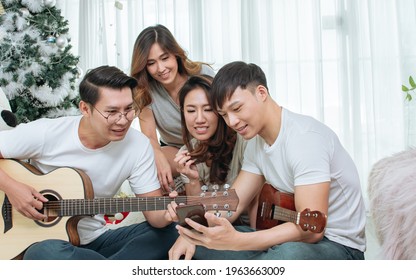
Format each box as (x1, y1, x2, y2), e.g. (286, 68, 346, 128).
(130, 24, 215, 191)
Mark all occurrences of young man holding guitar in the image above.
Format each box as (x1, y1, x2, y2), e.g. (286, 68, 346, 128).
(0, 66, 181, 259)
(169, 61, 366, 260)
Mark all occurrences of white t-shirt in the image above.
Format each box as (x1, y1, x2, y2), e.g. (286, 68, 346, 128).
(0, 115, 159, 244)
(242, 108, 366, 252)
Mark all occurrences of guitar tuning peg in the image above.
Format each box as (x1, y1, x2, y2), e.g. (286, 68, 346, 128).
(223, 183, 230, 190)
(227, 211, 232, 217)
(212, 184, 219, 191)
(215, 211, 221, 217)
(201, 185, 208, 192)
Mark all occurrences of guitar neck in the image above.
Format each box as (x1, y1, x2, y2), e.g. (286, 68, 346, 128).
(273, 206, 300, 225)
(44, 196, 189, 217)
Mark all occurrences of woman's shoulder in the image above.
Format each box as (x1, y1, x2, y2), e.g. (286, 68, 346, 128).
(200, 64, 216, 77)
(233, 134, 248, 157)
(236, 133, 248, 147)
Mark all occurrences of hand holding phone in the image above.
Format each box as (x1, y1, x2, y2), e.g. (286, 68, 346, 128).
(176, 204, 208, 229)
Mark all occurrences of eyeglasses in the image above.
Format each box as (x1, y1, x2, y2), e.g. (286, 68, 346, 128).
(92, 106, 136, 124)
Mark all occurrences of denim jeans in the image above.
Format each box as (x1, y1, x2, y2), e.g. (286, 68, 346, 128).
(193, 225, 364, 260)
(23, 222, 178, 260)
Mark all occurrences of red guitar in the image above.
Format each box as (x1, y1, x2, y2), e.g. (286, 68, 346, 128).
(256, 183, 327, 233)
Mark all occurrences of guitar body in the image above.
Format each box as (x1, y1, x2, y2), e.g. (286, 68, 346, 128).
(0, 159, 92, 259)
(256, 183, 295, 230)
(256, 183, 327, 233)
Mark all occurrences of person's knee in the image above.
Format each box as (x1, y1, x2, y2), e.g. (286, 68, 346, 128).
(23, 240, 73, 260)
(158, 223, 179, 239)
(280, 242, 313, 259)
(262, 242, 317, 260)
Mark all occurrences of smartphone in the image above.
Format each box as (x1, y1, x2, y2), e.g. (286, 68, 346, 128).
(176, 204, 208, 229)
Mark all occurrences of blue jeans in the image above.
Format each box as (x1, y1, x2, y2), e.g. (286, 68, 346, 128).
(23, 222, 178, 260)
(193, 226, 364, 260)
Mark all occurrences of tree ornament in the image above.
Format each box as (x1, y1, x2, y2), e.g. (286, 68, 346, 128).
(46, 35, 56, 43)
(19, 8, 31, 18)
(44, 0, 57, 8)
(56, 35, 68, 48)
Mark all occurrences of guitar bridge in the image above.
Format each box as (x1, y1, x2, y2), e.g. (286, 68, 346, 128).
(2, 195, 12, 233)
(260, 202, 274, 220)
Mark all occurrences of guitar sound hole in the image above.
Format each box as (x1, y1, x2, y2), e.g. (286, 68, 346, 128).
(34, 190, 62, 227)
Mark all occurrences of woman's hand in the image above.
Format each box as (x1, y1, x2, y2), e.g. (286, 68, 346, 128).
(154, 149, 174, 192)
(169, 235, 196, 260)
(174, 150, 199, 181)
(165, 191, 179, 223)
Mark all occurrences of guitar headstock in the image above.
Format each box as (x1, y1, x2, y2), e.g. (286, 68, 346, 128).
(190, 189, 239, 213)
(298, 208, 327, 233)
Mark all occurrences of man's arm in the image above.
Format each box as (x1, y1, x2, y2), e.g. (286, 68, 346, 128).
(175, 172, 329, 251)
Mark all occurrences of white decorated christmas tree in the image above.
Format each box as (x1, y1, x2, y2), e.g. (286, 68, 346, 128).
(0, 0, 80, 123)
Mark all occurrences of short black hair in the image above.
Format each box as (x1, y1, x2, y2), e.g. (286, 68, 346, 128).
(79, 65, 138, 105)
(210, 61, 268, 110)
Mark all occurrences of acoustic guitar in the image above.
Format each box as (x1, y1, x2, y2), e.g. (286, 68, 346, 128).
(0, 159, 239, 260)
(256, 183, 327, 233)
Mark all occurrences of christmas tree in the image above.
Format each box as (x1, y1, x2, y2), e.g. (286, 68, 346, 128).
(0, 0, 81, 123)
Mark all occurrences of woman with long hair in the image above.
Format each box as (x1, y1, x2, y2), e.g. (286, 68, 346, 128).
(174, 75, 246, 196)
(130, 24, 214, 191)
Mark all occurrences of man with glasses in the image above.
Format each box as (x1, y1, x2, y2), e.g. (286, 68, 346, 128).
(0, 65, 179, 259)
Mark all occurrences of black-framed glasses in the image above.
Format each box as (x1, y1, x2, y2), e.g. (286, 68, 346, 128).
(92, 106, 136, 124)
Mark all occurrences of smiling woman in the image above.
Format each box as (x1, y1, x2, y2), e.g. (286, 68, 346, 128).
(129, 24, 215, 192)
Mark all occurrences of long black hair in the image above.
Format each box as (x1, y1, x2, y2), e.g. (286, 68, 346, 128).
(179, 75, 237, 184)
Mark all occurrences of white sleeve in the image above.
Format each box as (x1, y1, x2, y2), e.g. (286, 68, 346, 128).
(128, 136, 160, 194)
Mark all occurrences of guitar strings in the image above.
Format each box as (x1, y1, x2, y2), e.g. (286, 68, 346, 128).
(273, 207, 298, 221)
(3, 193, 236, 215)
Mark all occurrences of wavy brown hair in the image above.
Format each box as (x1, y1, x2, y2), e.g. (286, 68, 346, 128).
(179, 75, 237, 185)
(131, 24, 210, 111)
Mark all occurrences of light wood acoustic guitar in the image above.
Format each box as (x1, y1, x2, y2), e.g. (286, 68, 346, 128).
(0, 159, 239, 260)
(256, 183, 327, 233)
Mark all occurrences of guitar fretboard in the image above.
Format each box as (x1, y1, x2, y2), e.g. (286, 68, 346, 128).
(43, 196, 190, 216)
(272, 206, 300, 224)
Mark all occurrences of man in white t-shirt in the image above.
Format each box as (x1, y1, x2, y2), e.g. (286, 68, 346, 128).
(170, 61, 366, 260)
(0, 66, 178, 259)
